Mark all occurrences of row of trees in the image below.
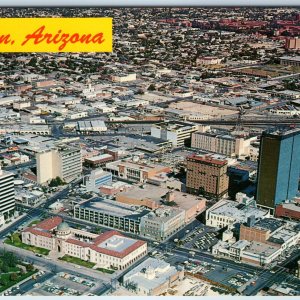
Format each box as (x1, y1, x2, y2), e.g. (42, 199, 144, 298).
(0, 251, 18, 273)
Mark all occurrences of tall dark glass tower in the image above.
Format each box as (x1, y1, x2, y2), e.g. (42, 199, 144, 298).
(256, 128, 300, 209)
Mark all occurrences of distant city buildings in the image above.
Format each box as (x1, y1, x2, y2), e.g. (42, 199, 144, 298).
(196, 57, 222, 66)
(285, 38, 300, 50)
(186, 153, 229, 199)
(280, 56, 300, 67)
(256, 129, 300, 210)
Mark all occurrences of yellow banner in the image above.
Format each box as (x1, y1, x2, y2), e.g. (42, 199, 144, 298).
(0, 18, 112, 52)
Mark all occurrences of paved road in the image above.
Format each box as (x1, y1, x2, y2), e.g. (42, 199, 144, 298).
(4, 160, 36, 172)
(0, 178, 82, 240)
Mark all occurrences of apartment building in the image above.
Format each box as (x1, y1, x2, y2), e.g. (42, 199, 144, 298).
(36, 146, 82, 184)
(191, 131, 256, 158)
(140, 207, 185, 241)
(0, 167, 15, 220)
(151, 121, 198, 147)
(186, 153, 229, 199)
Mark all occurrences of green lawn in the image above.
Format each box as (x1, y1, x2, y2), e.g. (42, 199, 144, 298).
(28, 220, 40, 227)
(4, 233, 50, 256)
(0, 270, 37, 293)
(59, 255, 95, 268)
(96, 267, 115, 274)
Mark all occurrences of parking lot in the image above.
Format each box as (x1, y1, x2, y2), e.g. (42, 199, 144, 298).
(27, 272, 97, 296)
(183, 259, 255, 290)
(180, 226, 219, 251)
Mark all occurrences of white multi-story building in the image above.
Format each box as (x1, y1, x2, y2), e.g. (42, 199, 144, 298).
(76, 120, 107, 133)
(205, 198, 269, 229)
(151, 121, 198, 147)
(123, 258, 184, 295)
(140, 207, 185, 241)
(84, 168, 112, 192)
(196, 57, 222, 65)
(22, 217, 147, 270)
(0, 167, 15, 220)
(191, 131, 257, 158)
(111, 73, 136, 82)
(36, 146, 82, 184)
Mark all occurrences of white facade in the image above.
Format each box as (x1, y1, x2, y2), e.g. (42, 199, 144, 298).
(37, 147, 82, 184)
(191, 131, 256, 158)
(77, 120, 107, 133)
(196, 57, 222, 65)
(140, 207, 185, 241)
(123, 258, 184, 295)
(84, 169, 112, 192)
(0, 167, 15, 219)
(111, 73, 137, 82)
(206, 199, 269, 229)
(22, 217, 147, 270)
(151, 122, 198, 147)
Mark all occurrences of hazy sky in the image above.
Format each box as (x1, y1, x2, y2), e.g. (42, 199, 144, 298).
(2, 1, 300, 6)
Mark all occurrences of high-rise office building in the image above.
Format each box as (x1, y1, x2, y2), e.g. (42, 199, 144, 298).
(186, 153, 229, 200)
(37, 146, 82, 184)
(0, 166, 15, 220)
(256, 128, 300, 209)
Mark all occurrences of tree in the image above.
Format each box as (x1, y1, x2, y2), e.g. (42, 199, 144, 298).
(28, 57, 37, 67)
(147, 84, 156, 91)
(26, 264, 34, 272)
(10, 273, 18, 281)
(49, 176, 65, 187)
(2, 251, 18, 268)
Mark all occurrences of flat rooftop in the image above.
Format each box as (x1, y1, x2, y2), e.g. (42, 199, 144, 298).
(123, 258, 178, 290)
(280, 56, 300, 62)
(245, 241, 280, 257)
(77, 197, 149, 220)
(210, 199, 268, 222)
(254, 218, 284, 233)
(98, 235, 136, 252)
(187, 153, 228, 166)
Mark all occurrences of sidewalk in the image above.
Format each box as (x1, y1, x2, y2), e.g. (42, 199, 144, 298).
(0, 214, 24, 233)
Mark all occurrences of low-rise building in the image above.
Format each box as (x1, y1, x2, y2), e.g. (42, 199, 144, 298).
(206, 198, 269, 229)
(280, 55, 300, 67)
(111, 73, 137, 82)
(196, 57, 222, 65)
(74, 197, 149, 234)
(275, 202, 300, 221)
(76, 120, 107, 133)
(123, 258, 184, 295)
(140, 206, 185, 241)
(83, 168, 113, 192)
(116, 186, 206, 222)
(105, 160, 171, 183)
(22, 217, 147, 270)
